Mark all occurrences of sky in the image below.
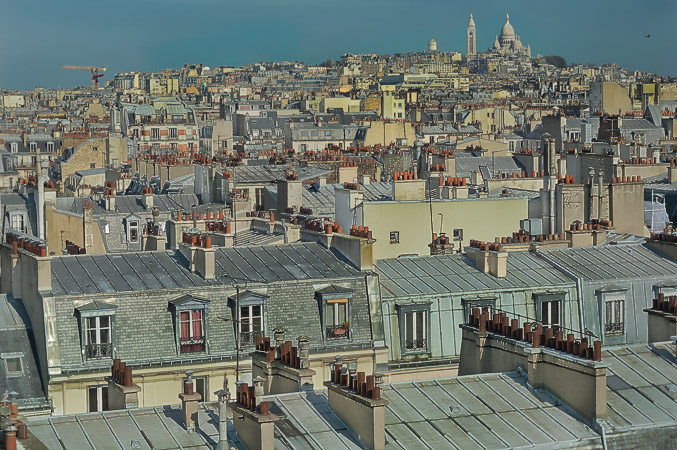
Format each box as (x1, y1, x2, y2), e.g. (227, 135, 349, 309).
(0, 0, 674, 90)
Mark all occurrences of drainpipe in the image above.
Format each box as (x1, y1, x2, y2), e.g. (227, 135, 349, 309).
(549, 183, 556, 234)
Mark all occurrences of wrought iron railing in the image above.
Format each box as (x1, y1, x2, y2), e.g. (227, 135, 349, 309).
(326, 325, 349, 339)
(404, 339, 427, 351)
(605, 323, 624, 334)
(180, 337, 205, 353)
(239, 331, 262, 347)
(85, 343, 112, 359)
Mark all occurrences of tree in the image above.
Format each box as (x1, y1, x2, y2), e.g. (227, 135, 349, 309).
(544, 55, 567, 68)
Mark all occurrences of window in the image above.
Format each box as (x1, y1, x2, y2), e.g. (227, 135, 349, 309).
(169, 128, 177, 138)
(10, 143, 17, 153)
(151, 128, 160, 139)
(404, 310, 427, 351)
(326, 299, 349, 338)
(10, 213, 25, 233)
(29, 142, 37, 151)
(170, 295, 210, 355)
(47, 142, 54, 152)
(128, 220, 139, 243)
(90, 163, 96, 169)
(194, 376, 208, 402)
(397, 304, 431, 354)
(179, 310, 205, 353)
(2, 354, 24, 378)
(239, 305, 263, 347)
(85, 316, 112, 359)
(87, 386, 109, 412)
(605, 295, 624, 335)
(317, 286, 353, 341)
(541, 300, 561, 326)
(390, 231, 400, 244)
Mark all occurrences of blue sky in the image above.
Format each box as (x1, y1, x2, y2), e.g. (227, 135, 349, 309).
(0, 0, 673, 90)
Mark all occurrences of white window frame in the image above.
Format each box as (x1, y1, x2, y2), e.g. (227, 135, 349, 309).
(46, 142, 54, 152)
(29, 142, 37, 152)
(169, 128, 177, 138)
(151, 128, 160, 139)
(327, 302, 348, 327)
(179, 310, 204, 340)
(541, 300, 561, 326)
(605, 295, 624, 335)
(403, 310, 427, 352)
(128, 220, 139, 243)
(239, 305, 263, 334)
(2, 353, 24, 378)
(86, 316, 111, 347)
(10, 213, 26, 233)
(10, 143, 17, 153)
(390, 231, 400, 244)
(87, 385, 109, 412)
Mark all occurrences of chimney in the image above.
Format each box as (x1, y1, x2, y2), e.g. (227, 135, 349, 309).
(251, 334, 316, 395)
(360, 174, 371, 185)
(179, 371, 202, 432)
(276, 178, 302, 214)
(392, 177, 426, 201)
(83, 200, 94, 253)
(105, 189, 116, 211)
(142, 187, 153, 209)
(644, 294, 677, 343)
(194, 236, 215, 280)
(465, 245, 508, 277)
(338, 165, 358, 184)
(214, 390, 229, 450)
(324, 371, 389, 450)
(107, 359, 141, 410)
(231, 397, 278, 450)
(459, 309, 607, 424)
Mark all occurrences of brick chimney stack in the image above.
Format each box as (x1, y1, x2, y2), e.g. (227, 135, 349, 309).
(179, 370, 202, 432)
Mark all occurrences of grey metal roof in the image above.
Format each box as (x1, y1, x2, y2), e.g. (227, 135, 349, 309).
(228, 164, 331, 184)
(0, 294, 49, 410)
(541, 243, 677, 282)
(376, 251, 572, 299)
(266, 182, 393, 217)
(26, 404, 244, 450)
(454, 156, 524, 179)
(603, 343, 677, 433)
(50, 243, 360, 296)
(53, 194, 200, 216)
(380, 372, 601, 449)
(268, 373, 601, 449)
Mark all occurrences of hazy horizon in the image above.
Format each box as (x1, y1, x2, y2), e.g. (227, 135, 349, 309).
(1, 0, 674, 90)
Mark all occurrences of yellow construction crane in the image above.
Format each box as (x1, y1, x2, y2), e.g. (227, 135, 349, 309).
(63, 65, 107, 90)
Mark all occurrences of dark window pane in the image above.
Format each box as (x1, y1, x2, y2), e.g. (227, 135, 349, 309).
(88, 388, 98, 413)
(101, 387, 108, 411)
(6, 358, 21, 373)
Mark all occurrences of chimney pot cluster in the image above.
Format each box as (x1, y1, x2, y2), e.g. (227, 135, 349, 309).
(64, 240, 86, 255)
(469, 240, 503, 252)
(559, 174, 577, 184)
(498, 170, 543, 179)
(5, 232, 48, 257)
(651, 293, 677, 314)
(350, 224, 372, 239)
(440, 176, 466, 186)
(304, 219, 342, 234)
(1, 394, 28, 446)
(235, 382, 269, 414)
(176, 209, 225, 222)
(393, 171, 415, 181)
(329, 366, 381, 400)
(468, 308, 602, 362)
(111, 359, 134, 386)
(611, 175, 642, 183)
(181, 231, 214, 248)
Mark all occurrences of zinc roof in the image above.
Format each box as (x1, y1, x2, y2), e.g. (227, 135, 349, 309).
(50, 243, 360, 296)
(540, 243, 677, 282)
(376, 251, 572, 299)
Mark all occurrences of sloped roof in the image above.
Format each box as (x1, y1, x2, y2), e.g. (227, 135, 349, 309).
(376, 251, 572, 299)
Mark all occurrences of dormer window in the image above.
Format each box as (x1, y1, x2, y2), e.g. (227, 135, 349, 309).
(316, 285, 353, 341)
(124, 215, 141, 244)
(77, 301, 117, 362)
(29, 142, 37, 152)
(10, 143, 17, 153)
(229, 291, 268, 347)
(170, 295, 210, 354)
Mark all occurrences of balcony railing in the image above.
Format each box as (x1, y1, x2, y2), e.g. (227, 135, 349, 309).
(239, 331, 262, 348)
(605, 323, 624, 334)
(404, 339, 427, 352)
(180, 337, 205, 353)
(85, 343, 112, 359)
(326, 325, 349, 340)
